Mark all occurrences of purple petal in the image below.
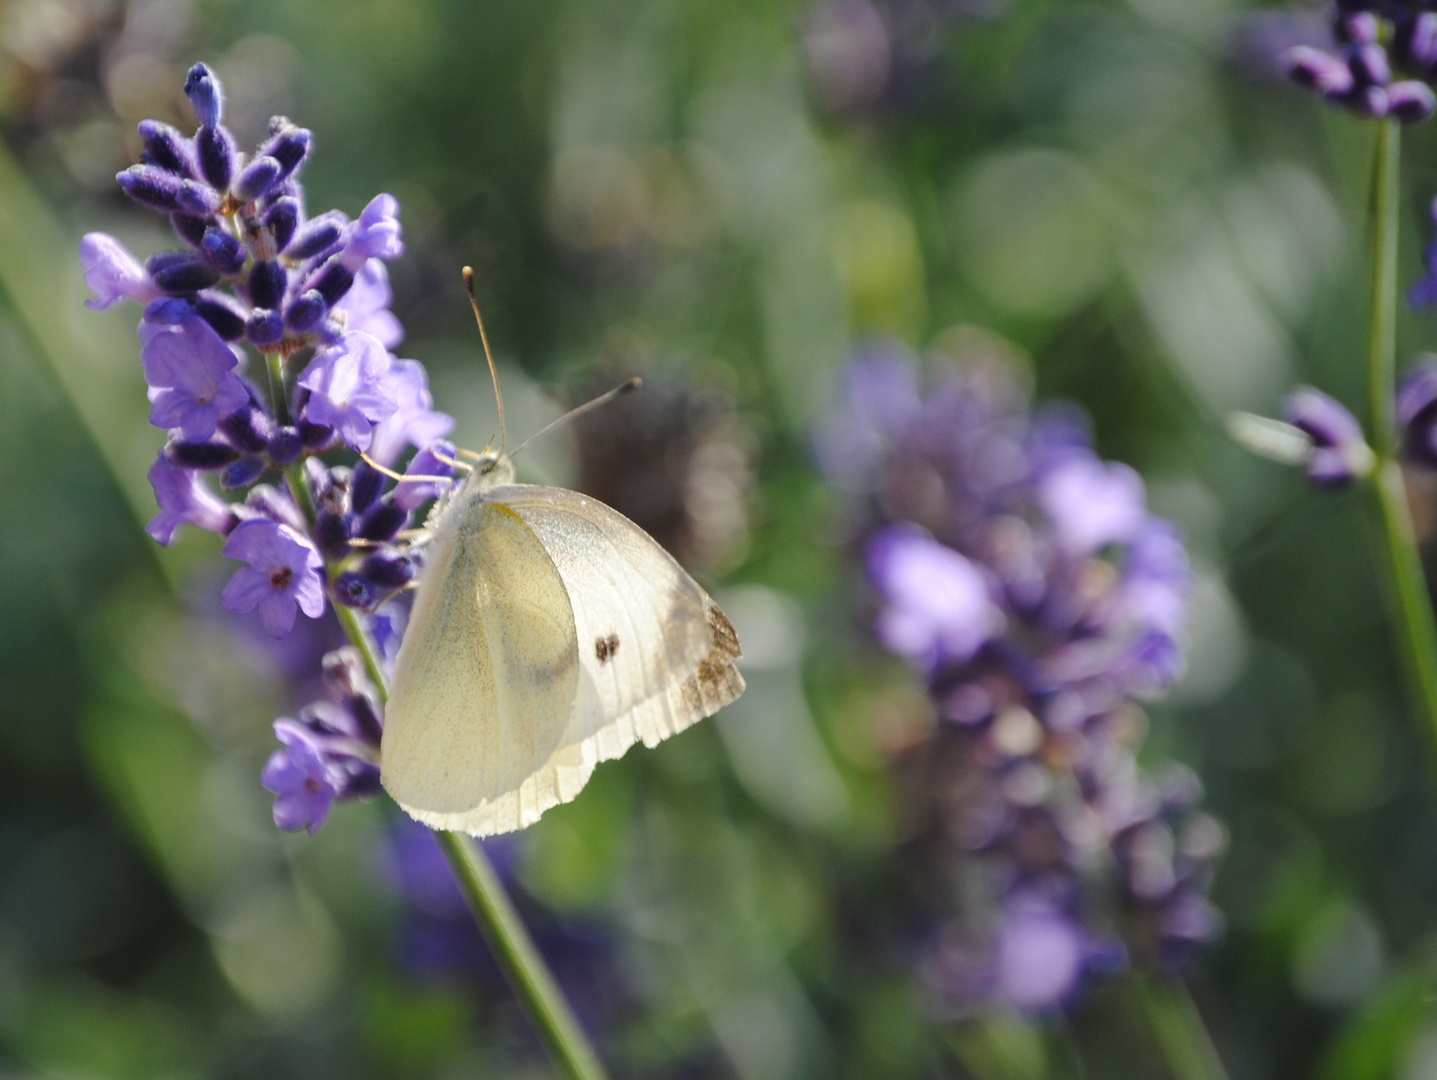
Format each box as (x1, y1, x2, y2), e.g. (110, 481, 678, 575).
(220, 565, 272, 614)
(257, 590, 300, 637)
(80, 233, 162, 310)
(1038, 456, 1146, 554)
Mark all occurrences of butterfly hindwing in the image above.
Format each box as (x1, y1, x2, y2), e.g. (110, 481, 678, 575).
(381, 500, 579, 832)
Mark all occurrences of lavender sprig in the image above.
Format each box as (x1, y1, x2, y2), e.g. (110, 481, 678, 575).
(83, 61, 610, 1080)
(1283, 3, 1437, 122)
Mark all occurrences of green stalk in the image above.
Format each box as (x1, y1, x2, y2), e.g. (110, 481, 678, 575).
(1128, 977, 1230, 1080)
(1362, 120, 1437, 766)
(295, 475, 608, 1080)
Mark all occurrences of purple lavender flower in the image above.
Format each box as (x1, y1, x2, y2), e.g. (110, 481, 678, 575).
(821, 344, 1222, 1012)
(220, 519, 326, 637)
(141, 305, 250, 440)
(368, 358, 455, 466)
(868, 525, 1003, 671)
(262, 724, 338, 834)
(333, 259, 405, 348)
(146, 456, 236, 544)
(1282, 386, 1374, 485)
(1279, 3, 1437, 122)
(297, 332, 399, 452)
(339, 194, 405, 270)
(1399, 357, 1437, 466)
(80, 233, 163, 310)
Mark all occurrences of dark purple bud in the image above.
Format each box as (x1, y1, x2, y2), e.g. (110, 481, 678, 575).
(200, 227, 246, 274)
(301, 420, 336, 450)
(149, 254, 221, 294)
(1349, 83, 1390, 116)
(264, 197, 300, 253)
(258, 124, 312, 182)
(246, 308, 285, 348)
(1409, 13, 1437, 69)
(166, 439, 241, 470)
(234, 155, 282, 202)
(184, 62, 224, 127)
(333, 571, 377, 609)
(1348, 42, 1391, 88)
(1389, 80, 1436, 122)
(193, 291, 248, 340)
(268, 426, 303, 465)
(171, 214, 210, 248)
(1283, 386, 1374, 486)
(360, 549, 414, 589)
(351, 460, 385, 514)
(1337, 11, 1380, 45)
(347, 694, 384, 746)
(288, 211, 347, 260)
(219, 402, 274, 454)
(137, 120, 192, 176)
(1285, 46, 1356, 95)
(357, 499, 407, 542)
(284, 290, 327, 333)
(315, 510, 353, 559)
(307, 259, 355, 306)
(249, 260, 288, 310)
(117, 165, 186, 212)
(222, 457, 267, 489)
(246, 483, 307, 532)
(1399, 359, 1437, 467)
(195, 125, 236, 192)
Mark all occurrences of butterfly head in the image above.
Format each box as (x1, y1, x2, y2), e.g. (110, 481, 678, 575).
(466, 445, 515, 492)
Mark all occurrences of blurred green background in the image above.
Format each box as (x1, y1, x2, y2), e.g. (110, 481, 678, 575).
(4, 0, 1437, 1076)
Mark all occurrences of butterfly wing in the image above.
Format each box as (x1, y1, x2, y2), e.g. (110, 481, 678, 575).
(381, 499, 580, 835)
(491, 483, 745, 779)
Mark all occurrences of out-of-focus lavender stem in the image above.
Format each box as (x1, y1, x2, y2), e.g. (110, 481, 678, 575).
(1130, 978, 1230, 1080)
(1361, 121, 1437, 770)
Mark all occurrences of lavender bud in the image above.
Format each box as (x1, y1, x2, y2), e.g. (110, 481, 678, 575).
(347, 694, 384, 746)
(1351, 83, 1391, 117)
(219, 402, 275, 454)
(357, 499, 407, 542)
(171, 213, 210, 248)
(322, 647, 370, 699)
(193, 291, 248, 340)
(166, 439, 241, 470)
(288, 211, 346, 260)
(248, 260, 288, 310)
(180, 180, 222, 217)
(268, 426, 303, 465)
(195, 126, 236, 192)
(1348, 42, 1391, 88)
(246, 308, 285, 348)
(307, 259, 355, 306)
(333, 571, 377, 609)
(284, 290, 327, 333)
(1408, 13, 1437, 69)
(1389, 80, 1436, 123)
(315, 510, 353, 559)
(1286, 46, 1356, 95)
(258, 124, 311, 182)
(183, 63, 224, 128)
(234, 155, 282, 202)
(360, 549, 414, 589)
(222, 457, 266, 489)
(351, 459, 385, 514)
(1337, 11, 1380, 45)
(117, 165, 187, 212)
(149, 254, 221, 294)
(1283, 386, 1374, 486)
(200, 227, 246, 274)
(264, 197, 300, 253)
(137, 120, 192, 176)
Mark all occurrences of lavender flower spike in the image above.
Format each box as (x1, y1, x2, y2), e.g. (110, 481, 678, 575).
(80, 233, 163, 310)
(220, 519, 326, 637)
(297, 331, 399, 452)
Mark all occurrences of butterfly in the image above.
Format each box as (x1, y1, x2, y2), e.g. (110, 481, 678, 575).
(379, 268, 745, 837)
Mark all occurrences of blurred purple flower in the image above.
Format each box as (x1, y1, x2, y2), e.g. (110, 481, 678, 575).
(993, 903, 1085, 1010)
(220, 519, 326, 637)
(81, 233, 163, 310)
(262, 723, 337, 834)
(333, 258, 404, 348)
(1283, 386, 1373, 486)
(368, 358, 455, 467)
(1038, 457, 1146, 554)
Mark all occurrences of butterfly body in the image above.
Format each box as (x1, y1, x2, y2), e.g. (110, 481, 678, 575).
(381, 452, 745, 837)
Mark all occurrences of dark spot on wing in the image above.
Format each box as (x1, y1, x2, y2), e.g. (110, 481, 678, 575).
(596, 633, 621, 664)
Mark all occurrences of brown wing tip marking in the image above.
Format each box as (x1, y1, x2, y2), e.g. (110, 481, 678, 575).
(682, 599, 745, 715)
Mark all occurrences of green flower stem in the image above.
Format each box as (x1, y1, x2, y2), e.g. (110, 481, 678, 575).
(1129, 977, 1230, 1080)
(310, 514, 609, 1080)
(1363, 120, 1437, 767)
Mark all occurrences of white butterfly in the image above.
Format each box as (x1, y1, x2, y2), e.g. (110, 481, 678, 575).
(379, 270, 745, 838)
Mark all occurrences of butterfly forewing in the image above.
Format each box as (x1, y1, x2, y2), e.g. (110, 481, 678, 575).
(493, 484, 745, 759)
(382, 500, 579, 828)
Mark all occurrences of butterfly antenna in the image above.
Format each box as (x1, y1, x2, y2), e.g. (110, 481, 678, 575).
(463, 266, 506, 452)
(512, 377, 643, 458)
